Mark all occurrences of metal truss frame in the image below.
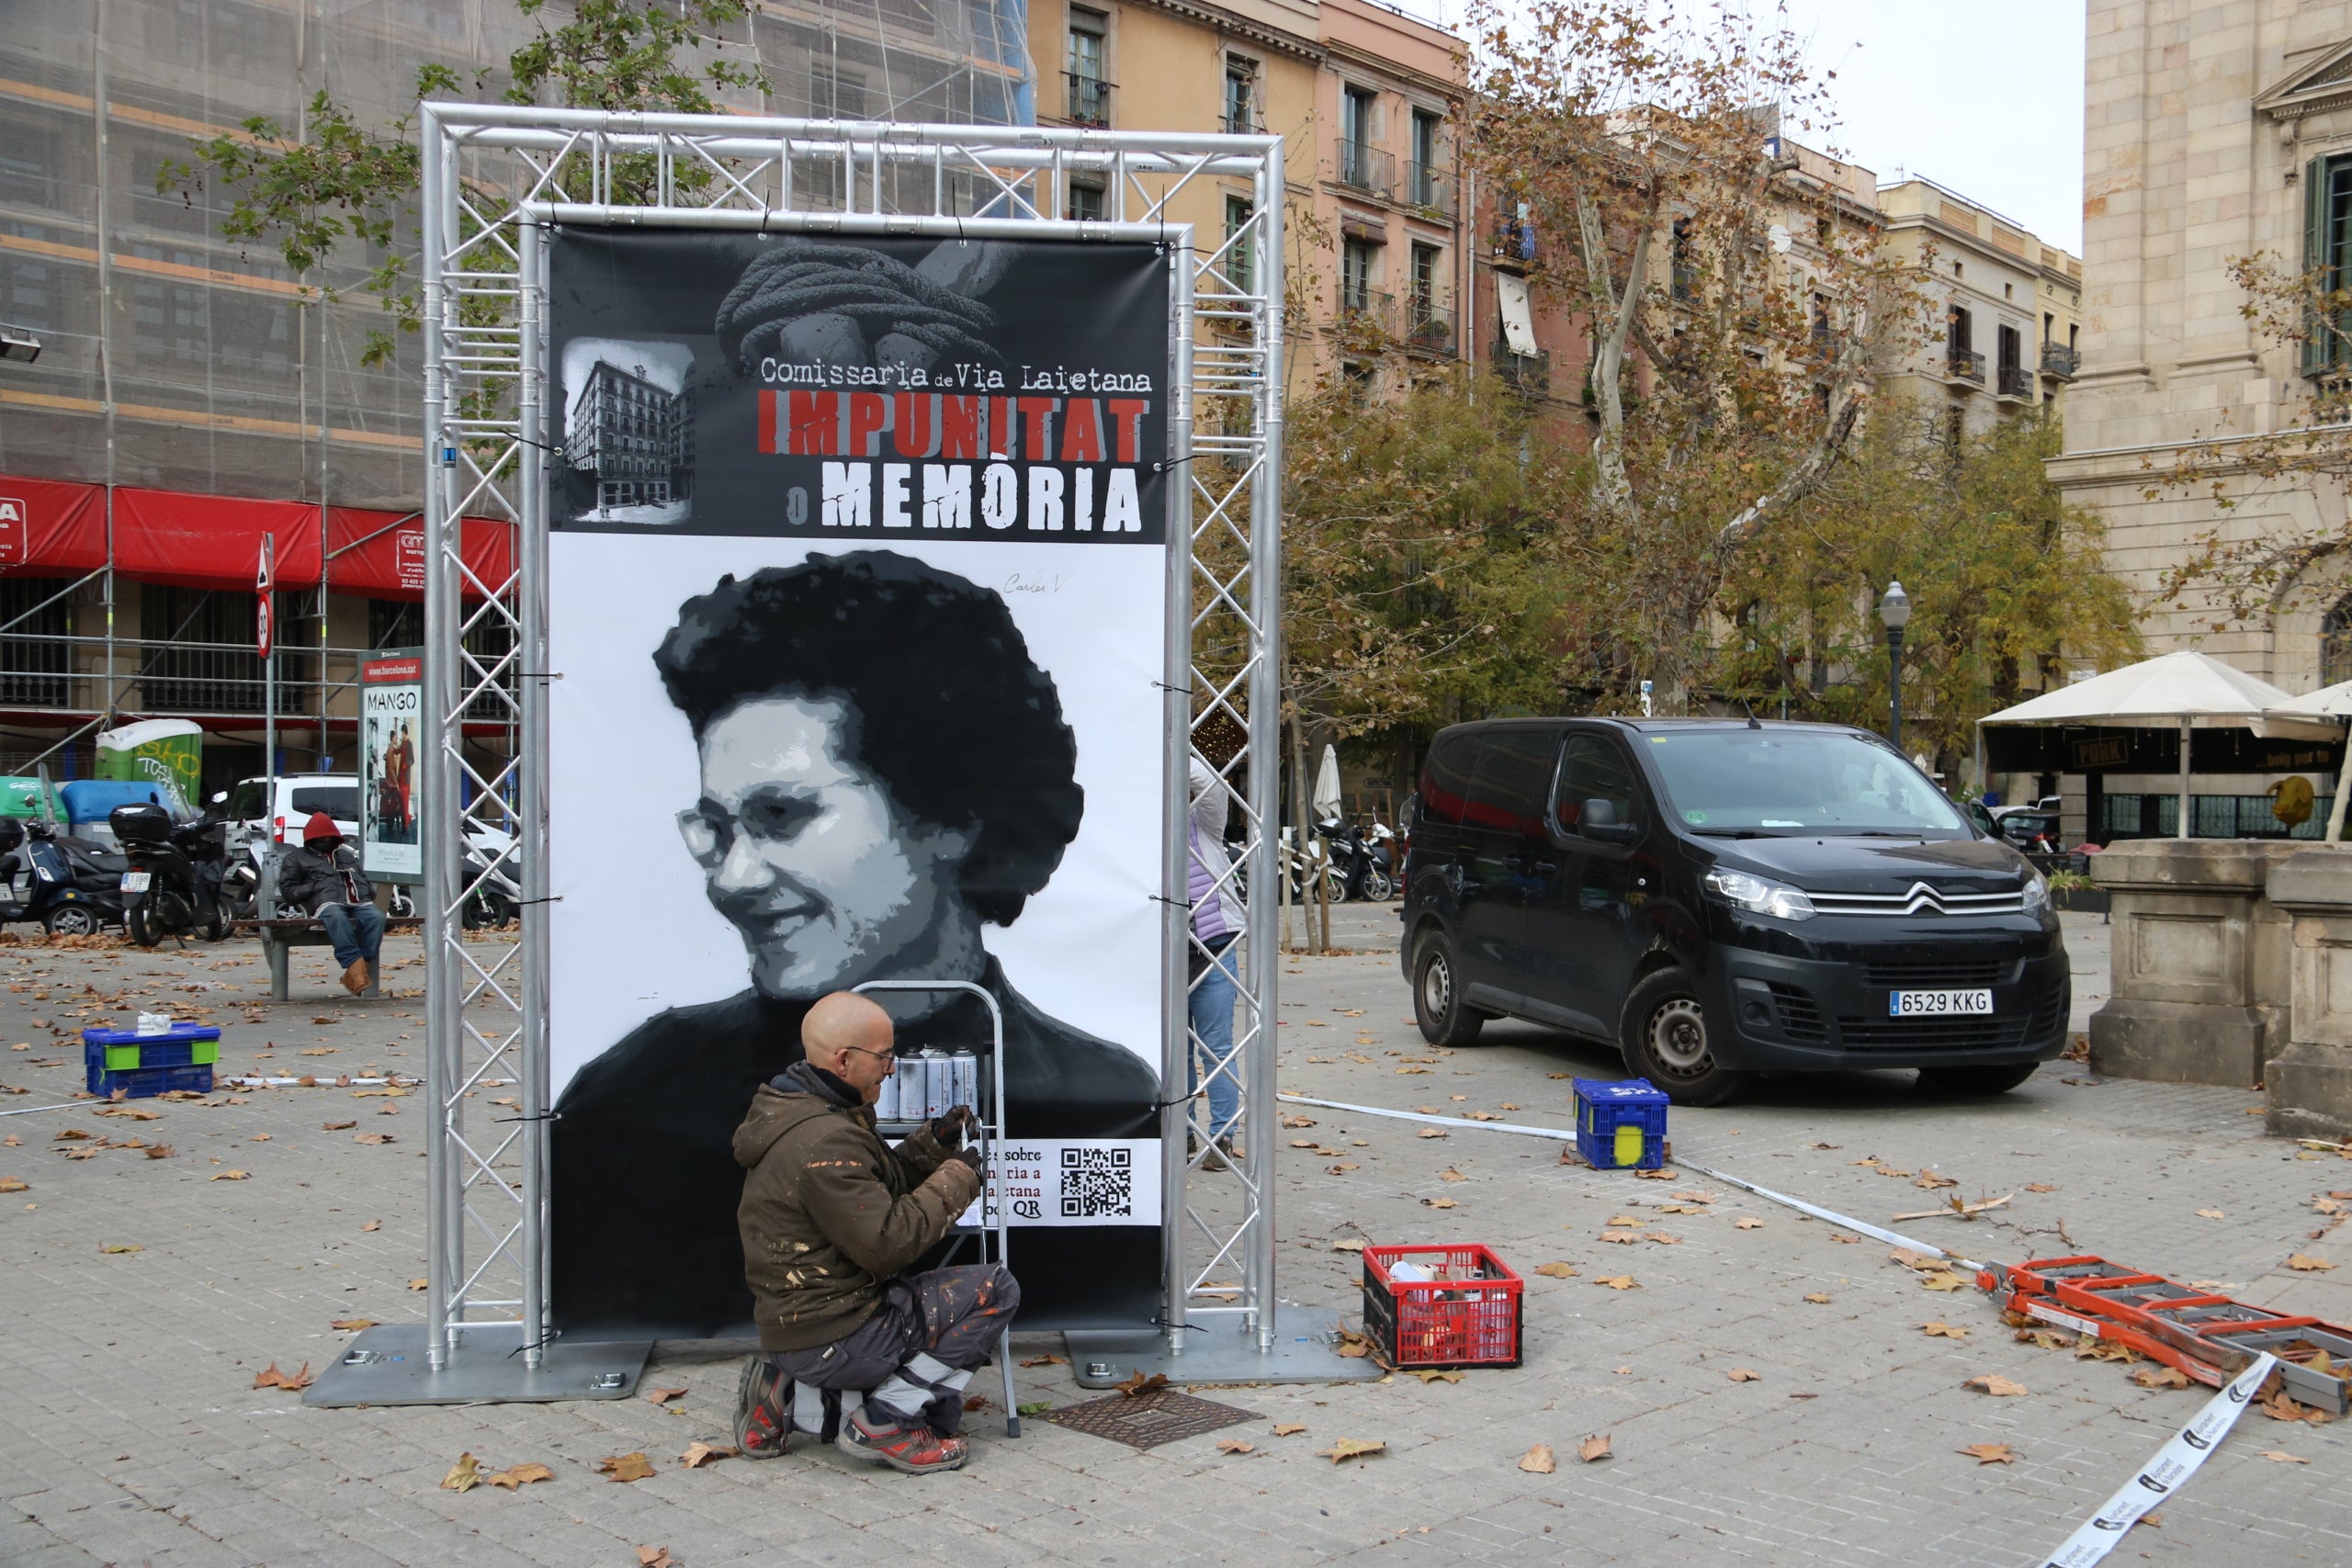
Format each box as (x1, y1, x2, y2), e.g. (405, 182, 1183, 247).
(417, 103, 1285, 1377)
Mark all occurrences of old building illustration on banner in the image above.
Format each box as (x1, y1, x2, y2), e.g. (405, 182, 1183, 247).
(544, 228, 1172, 1337)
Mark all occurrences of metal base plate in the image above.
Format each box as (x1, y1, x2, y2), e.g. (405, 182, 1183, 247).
(1042, 1388, 1261, 1449)
(1065, 1303, 1387, 1388)
(301, 1324, 652, 1407)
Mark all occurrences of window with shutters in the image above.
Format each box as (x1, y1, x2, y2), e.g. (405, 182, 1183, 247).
(2304, 153, 2352, 378)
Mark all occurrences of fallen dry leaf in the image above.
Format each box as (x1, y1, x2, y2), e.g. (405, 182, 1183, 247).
(1914, 1170, 1958, 1190)
(1422, 1197, 1457, 1209)
(1279, 1114, 1315, 1128)
(2132, 1365, 2192, 1391)
(1438, 1167, 1466, 1182)
(1577, 1433, 1612, 1463)
(324, 1121, 356, 1131)
(2025, 1182, 2056, 1192)
(679, 1441, 736, 1468)
(354, 1133, 392, 1145)
(1645, 1233, 1679, 1246)
(142, 1144, 172, 1159)
(2258, 1450, 2311, 1464)
(1533, 1262, 1577, 1279)
(1600, 1232, 1640, 1245)
(93, 1105, 160, 1121)
(360, 1219, 380, 1232)
(0, 1178, 25, 1193)
(2287, 1254, 2335, 1272)
(1959, 1442, 2017, 1464)
(642, 1386, 688, 1404)
(1317, 1438, 1386, 1463)
(440, 1453, 482, 1493)
(1964, 1375, 2029, 1397)
(1595, 1275, 1638, 1290)
(209, 1170, 249, 1181)
(99, 1243, 142, 1255)
(1216, 1438, 1255, 1454)
(252, 1360, 314, 1391)
(1116, 1371, 1171, 1398)
(1920, 1271, 1967, 1292)
(2196, 1209, 2226, 1220)
(1325, 1162, 1358, 1174)
(1519, 1442, 1556, 1473)
(1920, 1322, 1969, 1340)
(1330, 1237, 1366, 1253)
(1606, 1214, 1642, 1226)
(1725, 1368, 1761, 1382)
(483, 1462, 554, 1489)
(1019, 1354, 1068, 1367)
(1735, 1217, 1764, 1229)
(639, 1549, 674, 1568)
(53, 1128, 91, 1141)
(1272, 1423, 1307, 1436)
(1804, 1292, 1832, 1304)
(330, 1318, 377, 1332)
(1409, 1369, 1463, 1383)
(1417, 1127, 1448, 1139)
(598, 1451, 655, 1483)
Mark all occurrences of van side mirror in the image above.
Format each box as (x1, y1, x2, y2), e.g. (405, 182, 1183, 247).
(210, 792, 228, 806)
(1581, 798, 1640, 844)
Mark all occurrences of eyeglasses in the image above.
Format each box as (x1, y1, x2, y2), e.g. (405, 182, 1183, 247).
(841, 1043, 898, 1067)
(675, 795, 819, 868)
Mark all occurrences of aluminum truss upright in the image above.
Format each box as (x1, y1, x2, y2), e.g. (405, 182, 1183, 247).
(412, 103, 1292, 1393)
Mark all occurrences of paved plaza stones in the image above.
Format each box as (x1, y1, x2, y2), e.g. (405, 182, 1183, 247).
(3, 910, 2348, 1566)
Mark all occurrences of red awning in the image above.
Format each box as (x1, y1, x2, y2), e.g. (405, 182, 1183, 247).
(0, 475, 107, 575)
(113, 486, 323, 591)
(327, 507, 514, 601)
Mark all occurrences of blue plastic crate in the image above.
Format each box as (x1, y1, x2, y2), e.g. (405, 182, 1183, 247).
(1573, 1077, 1668, 1170)
(83, 1024, 222, 1098)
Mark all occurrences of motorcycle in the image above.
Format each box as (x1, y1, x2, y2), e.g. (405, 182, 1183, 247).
(3, 818, 127, 935)
(1316, 818, 1396, 903)
(110, 800, 231, 947)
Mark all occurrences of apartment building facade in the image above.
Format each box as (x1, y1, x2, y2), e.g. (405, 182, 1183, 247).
(0, 0, 1031, 791)
(1031, 0, 1470, 389)
(1876, 175, 2084, 436)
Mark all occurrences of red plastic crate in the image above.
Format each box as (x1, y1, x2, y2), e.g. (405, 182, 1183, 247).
(1361, 1243, 1523, 1370)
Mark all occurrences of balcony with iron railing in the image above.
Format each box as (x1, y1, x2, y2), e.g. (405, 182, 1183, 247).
(1405, 299, 1454, 355)
(1403, 162, 1453, 218)
(1946, 347, 1985, 386)
(1490, 219, 1538, 268)
(1066, 73, 1113, 128)
(1340, 285, 1393, 332)
(1336, 141, 1393, 199)
(2040, 342, 2079, 378)
(1496, 346, 1550, 396)
(1996, 362, 2032, 399)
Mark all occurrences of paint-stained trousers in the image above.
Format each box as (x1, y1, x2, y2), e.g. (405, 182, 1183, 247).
(768, 1263, 1019, 1438)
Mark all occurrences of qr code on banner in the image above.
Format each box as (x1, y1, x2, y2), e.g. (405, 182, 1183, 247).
(1060, 1145, 1133, 1219)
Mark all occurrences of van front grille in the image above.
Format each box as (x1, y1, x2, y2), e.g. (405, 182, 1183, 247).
(1862, 956, 2008, 989)
(1834, 1014, 2032, 1052)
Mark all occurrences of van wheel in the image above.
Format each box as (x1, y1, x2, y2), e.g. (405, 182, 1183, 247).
(1622, 969, 1750, 1107)
(1412, 931, 1485, 1047)
(1918, 1063, 2039, 1095)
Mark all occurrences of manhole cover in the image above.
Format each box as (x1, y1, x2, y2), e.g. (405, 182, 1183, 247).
(1042, 1388, 1261, 1450)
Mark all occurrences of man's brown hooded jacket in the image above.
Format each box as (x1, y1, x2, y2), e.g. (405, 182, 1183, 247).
(732, 1061, 983, 1352)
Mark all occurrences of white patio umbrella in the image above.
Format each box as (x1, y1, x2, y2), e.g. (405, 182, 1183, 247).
(1312, 744, 1343, 825)
(2263, 678, 2352, 842)
(1978, 650, 2337, 840)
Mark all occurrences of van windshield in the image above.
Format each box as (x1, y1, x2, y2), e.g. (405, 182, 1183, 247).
(1642, 729, 1968, 837)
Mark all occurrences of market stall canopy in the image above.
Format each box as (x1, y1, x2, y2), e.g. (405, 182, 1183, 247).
(2263, 677, 2352, 726)
(1979, 650, 2339, 741)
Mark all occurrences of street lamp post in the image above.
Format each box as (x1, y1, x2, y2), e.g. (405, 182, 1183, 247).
(1879, 581, 1911, 752)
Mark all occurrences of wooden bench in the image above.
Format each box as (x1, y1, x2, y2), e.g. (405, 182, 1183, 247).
(230, 850, 421, 1001)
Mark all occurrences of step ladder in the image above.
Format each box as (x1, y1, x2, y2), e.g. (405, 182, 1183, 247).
(1980, 1254, 2352, 1416)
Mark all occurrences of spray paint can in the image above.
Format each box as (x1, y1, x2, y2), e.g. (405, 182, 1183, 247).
(922, 1049, 950, 1120)
(873, 1059, 900, 1122)
(949, 1047, 978, 1115)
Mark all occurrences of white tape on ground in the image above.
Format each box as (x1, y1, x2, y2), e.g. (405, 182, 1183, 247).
(1274, 1091, 1578, 1142)
(2037, 1351, 2277, 1566)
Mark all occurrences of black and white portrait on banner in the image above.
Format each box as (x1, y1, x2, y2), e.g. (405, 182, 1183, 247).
(544, 227, 1172, 1338)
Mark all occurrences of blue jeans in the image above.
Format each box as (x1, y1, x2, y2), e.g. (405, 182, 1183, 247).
(318, 901, 384, 972)
(1187, 934, 1242, 1141)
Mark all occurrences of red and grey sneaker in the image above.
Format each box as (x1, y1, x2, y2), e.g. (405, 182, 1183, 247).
(732, 1358, 790, 1460)
(834, 1408, 969, 1473)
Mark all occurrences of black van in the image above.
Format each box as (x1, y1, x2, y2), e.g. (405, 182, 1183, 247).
(1400, 717, 2069, 1105)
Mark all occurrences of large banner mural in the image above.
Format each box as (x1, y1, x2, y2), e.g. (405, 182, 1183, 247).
(545, 227, 1171, 1337)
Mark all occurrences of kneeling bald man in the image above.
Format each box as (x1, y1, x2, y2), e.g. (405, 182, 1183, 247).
(730, 990, 1018, 1473)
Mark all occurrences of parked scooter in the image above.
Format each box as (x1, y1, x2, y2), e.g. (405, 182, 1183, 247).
(1316, 818, 1396, 903)
(110, 799, 231, 947)
(3, 818, 127, 934)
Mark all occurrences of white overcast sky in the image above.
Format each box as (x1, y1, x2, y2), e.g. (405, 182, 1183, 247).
(1388, 0, 2089, 254)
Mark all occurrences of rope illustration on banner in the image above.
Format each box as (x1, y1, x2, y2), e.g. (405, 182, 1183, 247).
(715, 241, 1001, 378)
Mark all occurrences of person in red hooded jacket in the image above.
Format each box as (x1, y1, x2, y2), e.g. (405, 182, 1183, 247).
(277, 812, 381, 994)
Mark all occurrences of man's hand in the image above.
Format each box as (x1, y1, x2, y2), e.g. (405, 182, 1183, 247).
(930, 1104, 976, 1149)
(951, 1145, 986, 1179)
